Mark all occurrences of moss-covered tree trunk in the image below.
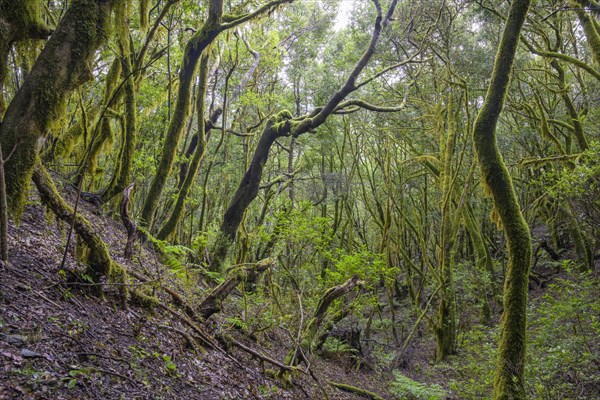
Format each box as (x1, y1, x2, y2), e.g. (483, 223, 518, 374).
(436, 96, 457, 361)
(157, 53, 211, 240)
(101, 42, 137, 203)
(210, 111, 294, 271)
(571, 0, 600, 65)
(0, 0, 114, 218)
(472, 0, 532, 398)
(550, 60, 589, 151)
(140, 0, 292, 230)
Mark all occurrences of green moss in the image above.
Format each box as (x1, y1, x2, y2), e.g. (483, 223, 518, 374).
(130, 288, 159, 310)
(0, 0, 44, 34)
(1, 0, 115, 218)
(101, 44, 137, 203)
(572, 1, 600, 65)
(139, 0, 149, 31)
(471, 0, 532, 398)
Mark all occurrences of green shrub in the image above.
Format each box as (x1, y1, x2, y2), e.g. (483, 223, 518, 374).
(389, 371, 447, 400)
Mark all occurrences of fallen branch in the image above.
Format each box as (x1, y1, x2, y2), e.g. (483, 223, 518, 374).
(157, 303, 217, 350)
(198, 258, 275, 320)
(224, 335, 296, 372)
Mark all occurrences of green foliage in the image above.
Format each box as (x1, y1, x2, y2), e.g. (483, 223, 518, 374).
(542, 141, 600, 228)
(141, 229, 193, 279)
(321, 336, 358, 356)
(527, 271, 600, 399)
(324, 248, 390, 290)
(438, 324, 497, 399)
(389, 371, 447, 400)
(432, 269, 600, 399)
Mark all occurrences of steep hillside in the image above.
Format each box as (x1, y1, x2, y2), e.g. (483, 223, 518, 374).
(0, 187, 390, 400)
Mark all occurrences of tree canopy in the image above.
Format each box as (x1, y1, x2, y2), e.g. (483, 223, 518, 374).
(1, 0, 599, 398)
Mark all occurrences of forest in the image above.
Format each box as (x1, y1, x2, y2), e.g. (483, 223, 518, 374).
(0, 0, 599, 398)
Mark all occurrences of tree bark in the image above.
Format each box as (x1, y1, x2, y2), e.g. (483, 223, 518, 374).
(0, 0, 114, 218)
(210, 0, 402, 271)
(472, 0, 532, 398)
(101, 42, 137, 203)
(0, 0, 52, 115)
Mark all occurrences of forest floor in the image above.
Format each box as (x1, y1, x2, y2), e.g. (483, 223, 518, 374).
(1, 182, 599, 399)
(0, 186, 392, 400)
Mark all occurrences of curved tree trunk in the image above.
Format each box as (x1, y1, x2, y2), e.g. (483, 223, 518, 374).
(0, 0, 114, 218)
(140, 0, 293, 230)
(210, 0, 401, 271)
(472, 1, 532, 398)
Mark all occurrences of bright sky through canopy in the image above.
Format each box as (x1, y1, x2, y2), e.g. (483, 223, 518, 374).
(334, 0, 353, 31)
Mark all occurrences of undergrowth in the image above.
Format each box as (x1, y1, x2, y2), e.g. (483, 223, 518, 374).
(429, 268, 600, 399)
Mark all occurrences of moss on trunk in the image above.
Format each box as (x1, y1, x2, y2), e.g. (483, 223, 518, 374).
(472, 0, 532, 398)
(436, 96, 457, 361)
(101, 43, 137, 203)
(0, 0, 114, 218)
(156, 52, 211, 240)
(32, 163, 129, 304)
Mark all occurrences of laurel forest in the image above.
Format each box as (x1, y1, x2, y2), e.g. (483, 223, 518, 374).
(0, 0, 598, 399)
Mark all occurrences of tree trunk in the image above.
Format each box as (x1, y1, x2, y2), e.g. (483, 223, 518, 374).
(436, 96, 457, 361)
(101, 42, 137, 203)
(472, 0, 532, 398)
(0, 0, 114, 218)
(156, 54, 217, 240)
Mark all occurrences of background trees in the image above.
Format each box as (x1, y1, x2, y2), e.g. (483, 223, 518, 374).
(1, 0, 598, 398)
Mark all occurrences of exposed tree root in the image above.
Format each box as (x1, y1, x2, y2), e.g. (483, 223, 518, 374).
(32, 164, 128, 305)
(328, 381, 384, 400)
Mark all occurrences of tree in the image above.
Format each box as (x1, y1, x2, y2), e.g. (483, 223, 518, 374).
(210, 0, 416, 271)
(472, 0, 533, 398)
(0, 0, 112, 218)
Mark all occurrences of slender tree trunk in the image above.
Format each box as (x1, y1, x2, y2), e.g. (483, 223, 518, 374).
(472, 1, 532, 398)
(436, 97, 457, 361)
(101, 42, 137, 203)
(157, 53, 212, 240)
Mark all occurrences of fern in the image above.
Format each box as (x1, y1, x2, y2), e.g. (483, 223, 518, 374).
(139, 228, 192, 279)
(389, 371, 447, 400)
